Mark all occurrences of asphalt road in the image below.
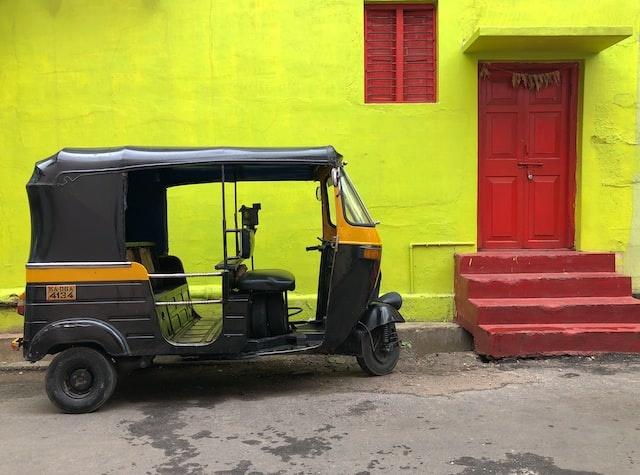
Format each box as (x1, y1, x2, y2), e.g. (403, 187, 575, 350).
(0, 352, 639, 475)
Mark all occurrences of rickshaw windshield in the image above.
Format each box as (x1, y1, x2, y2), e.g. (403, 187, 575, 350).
(339, 170, 375, 226)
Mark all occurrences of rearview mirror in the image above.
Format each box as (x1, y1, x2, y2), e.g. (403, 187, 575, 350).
(331, 168, 340, 188)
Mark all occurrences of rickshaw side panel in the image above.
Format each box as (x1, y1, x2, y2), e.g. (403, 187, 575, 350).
(23, 278, 165, 361)
(23, 270, 251, 361)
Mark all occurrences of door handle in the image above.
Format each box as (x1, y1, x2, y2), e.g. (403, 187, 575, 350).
(517, 162, 542, 181)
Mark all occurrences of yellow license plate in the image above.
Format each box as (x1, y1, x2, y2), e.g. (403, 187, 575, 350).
(46, 284, 76, 301)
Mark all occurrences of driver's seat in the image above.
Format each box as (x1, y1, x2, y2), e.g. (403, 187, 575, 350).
(221, 203, 296, 337)
(216, 227, 295, 292)
(237, 269, 295, 292)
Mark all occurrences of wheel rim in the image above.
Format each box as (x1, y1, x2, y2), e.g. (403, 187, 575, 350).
(63, 367, 94, 398)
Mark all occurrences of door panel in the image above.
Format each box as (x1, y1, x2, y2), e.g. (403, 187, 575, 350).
(479, 69, 525, 248)
(530, 112, 561, 156)
(488, 77, 519, 105)
(530, 80, 562, 104)
(488, 112, 519, 157)
(488, 177, 518, 240)
(530, 175, 559, 238)
(478, 63, 576, 249)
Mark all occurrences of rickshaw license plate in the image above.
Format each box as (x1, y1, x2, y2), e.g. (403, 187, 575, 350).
(46, 285, 76, 301)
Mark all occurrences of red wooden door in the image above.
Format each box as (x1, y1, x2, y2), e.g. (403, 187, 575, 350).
(478, 63, 577, 249)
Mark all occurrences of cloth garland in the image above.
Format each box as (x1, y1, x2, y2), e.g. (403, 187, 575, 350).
(479, 65, 561, 91)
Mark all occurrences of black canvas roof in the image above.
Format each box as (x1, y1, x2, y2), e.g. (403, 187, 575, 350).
(30, 146, 342, 185)
(26, 146, 342, 263)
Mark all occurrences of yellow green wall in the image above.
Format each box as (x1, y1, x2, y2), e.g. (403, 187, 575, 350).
(1, 1, 638, 319)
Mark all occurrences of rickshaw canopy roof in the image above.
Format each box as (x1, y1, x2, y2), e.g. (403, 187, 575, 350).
(31, 146, 342, 185)
(26, 146, 342, 263)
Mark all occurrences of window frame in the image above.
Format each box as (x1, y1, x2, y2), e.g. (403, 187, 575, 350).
(364, 2, 437, 104)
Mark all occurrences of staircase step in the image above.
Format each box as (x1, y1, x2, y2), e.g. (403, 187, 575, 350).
(463, 296, 640, 325)
(455, 251, 615, 274)
(458, 272, 631, 299)
(473, 323, 640, 357)
(454, 251, 640, 358)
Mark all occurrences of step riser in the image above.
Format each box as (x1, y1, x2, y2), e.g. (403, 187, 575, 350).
(455, 253, 615, 274)
(472, 305, 640, 325)
(459, 275, 631, 299)
(476, 331, 640, 358)
(455, 297, 640, 326)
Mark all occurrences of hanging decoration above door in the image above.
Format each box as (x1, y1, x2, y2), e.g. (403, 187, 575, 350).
(479, 65, 561, 91)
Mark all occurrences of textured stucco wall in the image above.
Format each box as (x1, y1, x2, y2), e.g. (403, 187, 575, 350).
(0, 1, 638, 319)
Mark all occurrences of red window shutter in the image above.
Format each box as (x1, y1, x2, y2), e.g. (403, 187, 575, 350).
(402, 7, 436, 102)
(364, 7, 397, 102)
(365, 4, 436, 103)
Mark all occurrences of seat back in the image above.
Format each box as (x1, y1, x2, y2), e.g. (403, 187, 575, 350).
(238, 228, 255, 259)
(126, 242, 157, 273)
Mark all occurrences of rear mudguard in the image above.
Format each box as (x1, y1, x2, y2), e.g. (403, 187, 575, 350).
(25, 319, 130, 362)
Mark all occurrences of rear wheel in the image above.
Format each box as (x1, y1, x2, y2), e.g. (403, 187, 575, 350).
(45, 347, 117, 414)
(357, 323, 400, 376)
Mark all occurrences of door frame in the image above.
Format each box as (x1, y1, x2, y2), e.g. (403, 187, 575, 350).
(477, 61, 579, 250)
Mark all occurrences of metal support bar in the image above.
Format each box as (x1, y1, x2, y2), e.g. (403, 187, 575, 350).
(149, 272, 224, 279)
(408, 241, 476, 294)
(234, 181, 239, 255)
(155, 299, 222, 306)
(221, 164, 228, 267)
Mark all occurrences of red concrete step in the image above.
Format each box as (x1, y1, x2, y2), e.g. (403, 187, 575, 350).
(455, 251, 615, 274)
(453, 251, 640, 358)
(473, 323, 640, 358)
(461, 296, 640, 325)
(458, 272, 631, 299)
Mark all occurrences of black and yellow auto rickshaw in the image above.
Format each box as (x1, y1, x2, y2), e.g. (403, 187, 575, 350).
(17, 146, 404, 413)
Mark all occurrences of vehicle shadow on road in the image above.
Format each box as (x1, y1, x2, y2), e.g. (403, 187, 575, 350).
(108, 355, 367, 408)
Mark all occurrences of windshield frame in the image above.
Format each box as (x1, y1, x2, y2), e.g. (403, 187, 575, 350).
(338, 168, 376, 227)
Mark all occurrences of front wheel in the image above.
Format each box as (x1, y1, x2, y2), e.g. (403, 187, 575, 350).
(357, 323, 400, 376)
(45, 347, 117, 414)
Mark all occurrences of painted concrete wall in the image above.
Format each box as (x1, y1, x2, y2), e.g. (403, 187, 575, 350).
(0, 1, 638, 319)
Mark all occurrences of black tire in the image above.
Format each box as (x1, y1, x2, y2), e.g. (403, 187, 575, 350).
(250, 294, 269, 338)
(45, 347, 117, 414)
(357, 324, 400, 376)
(267, 292, 288, 336)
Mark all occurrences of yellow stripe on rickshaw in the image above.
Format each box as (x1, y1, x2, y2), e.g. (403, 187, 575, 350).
(26, 262, 149, 283)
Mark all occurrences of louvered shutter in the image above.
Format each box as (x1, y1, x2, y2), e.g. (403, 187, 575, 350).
(365, 4, 436, 103)
(402, 7, 436, 102)
(364, 7, 397, 102)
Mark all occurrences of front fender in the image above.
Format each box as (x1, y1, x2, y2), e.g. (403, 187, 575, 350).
(360, 301, 405, 331)
(334, 302, 405, 356)
(26, 319, 130, 361)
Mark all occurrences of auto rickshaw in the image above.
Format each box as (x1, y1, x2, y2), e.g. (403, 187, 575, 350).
(16, 146, 404, 413)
